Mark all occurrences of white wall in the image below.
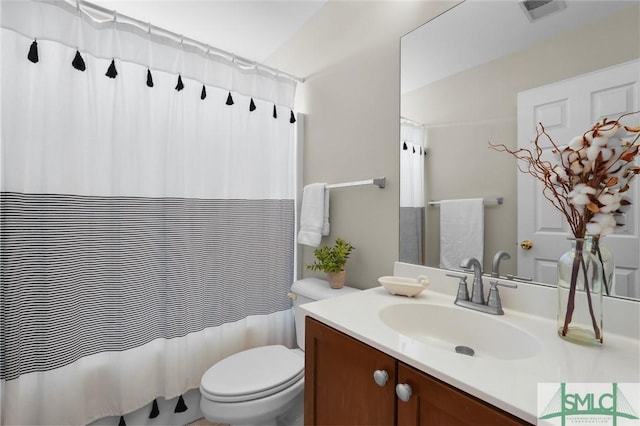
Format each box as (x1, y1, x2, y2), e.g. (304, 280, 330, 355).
(267, 1, 459, 289)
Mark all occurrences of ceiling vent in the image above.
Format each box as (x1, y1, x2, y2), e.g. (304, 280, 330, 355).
(519, 0, 566, 22)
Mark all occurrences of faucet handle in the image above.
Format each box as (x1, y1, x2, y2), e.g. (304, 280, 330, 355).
(487, 280, 517, 314)
(492, 281, 517, 290)
(505, 274, 533, 282)
(445, 272, 467, 279)
(446, 273, 470, 302)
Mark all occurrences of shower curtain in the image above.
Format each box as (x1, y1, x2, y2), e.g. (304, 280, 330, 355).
(1, 2, 298, 425)
(399, 120, 425, 265)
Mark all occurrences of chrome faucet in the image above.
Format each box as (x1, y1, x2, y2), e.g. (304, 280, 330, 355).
(445, 257, 518, 315)
(491, 251, 511, 278)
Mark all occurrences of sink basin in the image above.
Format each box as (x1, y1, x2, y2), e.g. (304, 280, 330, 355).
(379, 303, 540, 360)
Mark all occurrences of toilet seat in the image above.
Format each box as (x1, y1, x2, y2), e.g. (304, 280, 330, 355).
(200, 345, 304, 403)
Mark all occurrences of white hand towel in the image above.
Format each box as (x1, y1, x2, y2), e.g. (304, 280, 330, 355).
(298, 183, 330, 247)
(440, 198, 484, 269)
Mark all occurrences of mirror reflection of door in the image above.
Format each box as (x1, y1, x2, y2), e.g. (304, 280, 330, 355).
(517, 60, 640, 298)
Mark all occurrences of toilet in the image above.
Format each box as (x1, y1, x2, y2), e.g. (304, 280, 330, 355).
(199, 277, 359, 426)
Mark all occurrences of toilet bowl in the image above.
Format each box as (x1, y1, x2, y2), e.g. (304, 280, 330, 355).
(199, 278, 358, 426)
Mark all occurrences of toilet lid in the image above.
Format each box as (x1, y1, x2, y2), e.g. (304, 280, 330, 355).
(201, 345, 304, 402)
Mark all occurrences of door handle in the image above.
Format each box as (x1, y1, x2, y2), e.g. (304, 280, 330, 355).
(520, 240, 533, 250)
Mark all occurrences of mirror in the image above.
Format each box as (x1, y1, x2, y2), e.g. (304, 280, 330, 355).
(400, 0, 640, 300)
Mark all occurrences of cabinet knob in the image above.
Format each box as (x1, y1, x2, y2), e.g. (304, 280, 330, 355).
(373, 369, 389, 387)
(396, 383, 412, 402)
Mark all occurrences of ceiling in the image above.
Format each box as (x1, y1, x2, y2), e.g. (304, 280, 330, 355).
(90, 0, 327, 63)
(86, 0, 636, 94)
(401, 0, 637, 94)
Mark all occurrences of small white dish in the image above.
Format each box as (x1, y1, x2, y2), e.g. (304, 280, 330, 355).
(378, 275, 429, 297)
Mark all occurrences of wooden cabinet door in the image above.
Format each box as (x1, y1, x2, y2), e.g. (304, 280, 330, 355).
(305, 317, 397, 426)
(396, 363, 530, 426)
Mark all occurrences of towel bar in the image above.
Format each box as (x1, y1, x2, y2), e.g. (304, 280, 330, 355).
(326, 177, 385, 189)
(428, 197, 503, 207)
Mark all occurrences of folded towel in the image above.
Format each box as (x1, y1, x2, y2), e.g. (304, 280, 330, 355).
(298, 183, 330, 247)
(440, 198, 484, 269)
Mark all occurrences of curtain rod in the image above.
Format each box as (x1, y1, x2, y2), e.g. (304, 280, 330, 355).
(66, 0, 304, 84)
(401, 116, 423, 127)
(428, 197, 503, 206)
(326, 177, 386, 189)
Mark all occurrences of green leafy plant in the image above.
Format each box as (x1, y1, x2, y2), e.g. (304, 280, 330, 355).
(307, 238, 355, 273)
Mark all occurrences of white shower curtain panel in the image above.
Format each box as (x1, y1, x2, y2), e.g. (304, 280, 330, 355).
(399, 121, 425, 265)
(400, 122, 425, 209)
(1, 1, 297, 425)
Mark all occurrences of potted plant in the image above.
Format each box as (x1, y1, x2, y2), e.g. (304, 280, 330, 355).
(307, 238, 355, 289)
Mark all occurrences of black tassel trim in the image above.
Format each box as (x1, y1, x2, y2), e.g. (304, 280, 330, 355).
(118, 416, 126, 426)
(146, 68, 154, 88)
(149, 398, 160, 418)
(272, 104, 277, 119)
(200, 85, 207, 100)
(105, 59, 118, 78)
(289, 110, 296, 124)
(174, 395, 188, 413)
(249, 98, 256, 111)
(175, 74, 184, 91)
(72, 50, 86, 71)
(402, 142, 408, 150)
(28, 40, 39, 63)
(226, 92, 234, 106)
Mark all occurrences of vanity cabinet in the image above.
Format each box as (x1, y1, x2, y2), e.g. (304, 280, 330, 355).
(305, 317, 531, 426)
(304, 316, 397, 425)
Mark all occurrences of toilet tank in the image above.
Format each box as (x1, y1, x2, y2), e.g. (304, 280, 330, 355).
(290, 277, 359, 350)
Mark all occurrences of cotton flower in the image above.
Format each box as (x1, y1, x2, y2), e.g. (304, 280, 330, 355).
(568, 184, 596, 208)
(550, 165, 568, 186)
(594, 121, 622, 138)
(597, 192, 621, 213)
(587, 213, 617, 236)
(568, 136, 586, 150)
(592, 136, 609, 147)
(600, 147, 614, 162)
(586, 145, 600, 162)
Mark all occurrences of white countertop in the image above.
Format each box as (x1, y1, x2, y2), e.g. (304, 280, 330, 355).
(299, 265, 640, 424)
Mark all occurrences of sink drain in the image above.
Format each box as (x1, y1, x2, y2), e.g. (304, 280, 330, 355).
(455, 345, 475, 357)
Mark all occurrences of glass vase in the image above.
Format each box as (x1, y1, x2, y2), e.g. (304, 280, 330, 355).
(557, 237, 603, 345)
(588, 236, 615, 297)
